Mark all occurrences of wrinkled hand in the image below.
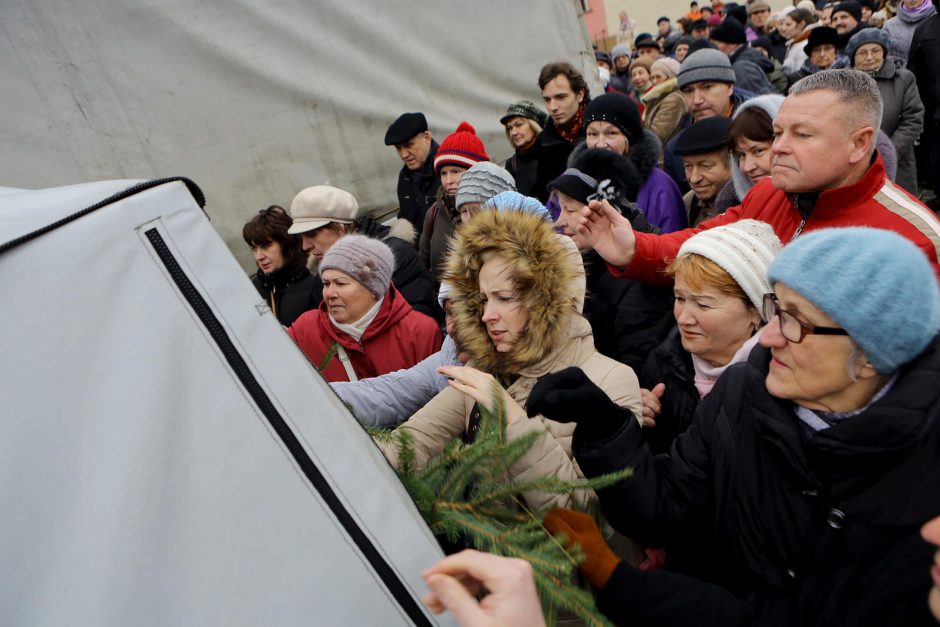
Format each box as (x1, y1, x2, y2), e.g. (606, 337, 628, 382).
(544, 508, 621, 590)
(439, 365, 525, 421)
(572, 198, 637, 268)
(639, 383, 666, 428)
(423, 549, 546, 627)
(526, 367, 626, 443)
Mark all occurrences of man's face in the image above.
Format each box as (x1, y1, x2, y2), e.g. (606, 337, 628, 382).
(750, 8, 770, 28)
(658, 20, 671, 35)
(683, 150, 732, 201)
(809, 44, 837, 69)
(692, 26, 709, 39)
(614, 54, 631, 71)
(831, 10, 859, 34)
(637, 45, 661, 60)
(770, 89, 869, 193)
(542, 74, 584, 127)
(714, 40, 738, 55)
(681, 81, 735, 121)
(394, 131, 432, 171)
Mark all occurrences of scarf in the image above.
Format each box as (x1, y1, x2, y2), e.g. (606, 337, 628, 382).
(329, 296, 383, 342)
(793, 372, 899, 438)
(901, 0, 935, 18)
(556, 102, 586, 145)
(691, 327, 765, 398)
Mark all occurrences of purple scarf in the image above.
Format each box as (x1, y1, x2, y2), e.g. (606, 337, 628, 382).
(901, 0, 935, 17)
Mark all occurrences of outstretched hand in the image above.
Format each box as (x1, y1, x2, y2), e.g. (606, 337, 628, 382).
(572, 198, 637, 269)
(526, 367, 627, 443)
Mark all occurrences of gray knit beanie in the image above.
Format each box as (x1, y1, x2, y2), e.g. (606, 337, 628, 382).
(319, 234, 395, 298)
(845, 28, 890, 64)
(678, 49, 737, 88)
(611, 44, 632, 61)
(455, 162, 517, 209)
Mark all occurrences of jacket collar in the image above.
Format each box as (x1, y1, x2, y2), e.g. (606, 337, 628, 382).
(317, 285, 412, 349)
(786, 153, 886, 220)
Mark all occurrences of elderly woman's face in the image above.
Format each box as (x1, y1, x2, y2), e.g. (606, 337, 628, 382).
(479, 256, 529, 353)
(854, 43, 884, 72)
(321, 268, 378, 324)
(554, 191, 591, 252)
(810, 44, 837, 69)
(586, 120, 630, 155)
(673, 272, 761, 367)
(760, 283, 865, 412)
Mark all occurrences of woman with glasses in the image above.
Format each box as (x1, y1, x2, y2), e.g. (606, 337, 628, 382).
(526, 227, 940, 626)
(637, 220, 781, 453)
(242, 205, 319, 326)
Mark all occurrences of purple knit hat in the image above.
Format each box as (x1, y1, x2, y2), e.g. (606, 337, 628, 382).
(320, 234, 395, 298)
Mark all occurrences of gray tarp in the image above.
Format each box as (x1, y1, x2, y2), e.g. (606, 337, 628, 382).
(0, 0, 593, 269)
(0, 179, 455, 626)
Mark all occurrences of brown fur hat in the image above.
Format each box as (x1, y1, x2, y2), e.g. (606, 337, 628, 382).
(443, 210, 582, 376)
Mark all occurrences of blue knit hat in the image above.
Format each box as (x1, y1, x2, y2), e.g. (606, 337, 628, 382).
(767, 228, 940, 373)
(482, 191, 550, 220)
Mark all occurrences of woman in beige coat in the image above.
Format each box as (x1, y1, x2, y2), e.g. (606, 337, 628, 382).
(377, 208, 642, 512)
(642, 58, 688, 147)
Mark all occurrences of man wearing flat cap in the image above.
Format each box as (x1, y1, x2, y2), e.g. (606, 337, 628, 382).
(384, 112, 440, 242)
(673, 116, 734, 225)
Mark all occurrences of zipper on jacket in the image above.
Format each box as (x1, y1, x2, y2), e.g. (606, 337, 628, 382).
(144, 227, 431, 626)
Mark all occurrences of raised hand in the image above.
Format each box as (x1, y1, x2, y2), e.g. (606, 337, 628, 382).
(573, 198, 637, 268)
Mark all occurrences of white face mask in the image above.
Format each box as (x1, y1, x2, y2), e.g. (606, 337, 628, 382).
(597, 66, 611, 85)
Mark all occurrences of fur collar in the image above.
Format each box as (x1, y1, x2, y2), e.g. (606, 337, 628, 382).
(444, 210, 582, 376)
(641, 77, 679, 104)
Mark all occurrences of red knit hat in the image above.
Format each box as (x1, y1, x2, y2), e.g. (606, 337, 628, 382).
(433, 121, 489, 174)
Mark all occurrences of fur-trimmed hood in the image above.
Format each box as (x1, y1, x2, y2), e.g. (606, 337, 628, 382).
(443, 210, 583, 376)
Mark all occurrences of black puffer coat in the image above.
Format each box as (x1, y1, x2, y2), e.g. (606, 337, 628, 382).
(532, 120, 584, 202)
(637, 326, 700, 455)
(577, 337, 940, 626)
(505, 146, 540, 198)
(251, 265, 320, 326)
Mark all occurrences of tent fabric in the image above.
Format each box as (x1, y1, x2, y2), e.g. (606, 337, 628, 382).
(0, 179, 454, 626)
(0, 0, 595, 269)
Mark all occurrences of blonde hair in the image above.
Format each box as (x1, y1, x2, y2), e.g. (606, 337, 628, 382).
(503, 117, 543, 146)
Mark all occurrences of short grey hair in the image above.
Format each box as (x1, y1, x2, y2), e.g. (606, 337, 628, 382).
(788, 69, 883, 143)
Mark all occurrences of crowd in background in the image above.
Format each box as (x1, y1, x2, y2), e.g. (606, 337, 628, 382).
(239, 0, 940, 624)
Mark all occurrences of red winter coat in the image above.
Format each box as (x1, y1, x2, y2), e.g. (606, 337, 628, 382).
(613, 155, 940, 284)
(287, 286, 442, 382)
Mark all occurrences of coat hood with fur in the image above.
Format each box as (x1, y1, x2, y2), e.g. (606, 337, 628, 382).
(444, 210, 583, 375)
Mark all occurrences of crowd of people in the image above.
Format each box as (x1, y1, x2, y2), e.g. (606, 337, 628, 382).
(239, 0, 940, 623)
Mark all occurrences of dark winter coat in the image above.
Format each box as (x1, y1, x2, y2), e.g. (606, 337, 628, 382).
(355, 217, 443, 325)
(505, 144, 541, 198)
(766, 29, 788, 63)
(395, 140, 440, 238)
(908, 14, 940, 124)
(869, 60, 924, 192)
(532, 119, 584, 202)
(582, 251, 674, 374)
(418, 190, 460, 284)
(577, 337, 940, 627)
(608, 70, 634, 96)
(884, 3, 936, 69)
(729, 45, 778, 95)
(786, 56, 850, 91)
(250, 265, 320, 326)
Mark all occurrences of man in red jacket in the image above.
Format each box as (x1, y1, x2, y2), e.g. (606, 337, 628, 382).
(574, 69, 940, 282)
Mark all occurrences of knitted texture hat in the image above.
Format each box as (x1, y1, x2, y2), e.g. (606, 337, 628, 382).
(678, 49, 736, 88)
(585, 92, 644, 146)
(611, 44, 632, 60)
(804, 26, 841, 55)
(320, 234, 395, 299)
(710, 17, 748, 44)
(500, 100, 549, 127)
(845, 27, 890, 62)
(651, 57, 682, 79)
(768, 228, 940, 373)
(455, 162, 516, 209)
(482, 191, 550, 220)
(677, 219, 782, 310)
(434, 121, 489, 174)
(832, 1, 862, 22)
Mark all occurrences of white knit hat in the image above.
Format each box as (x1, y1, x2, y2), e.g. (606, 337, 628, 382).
(677, 220, 781, 311)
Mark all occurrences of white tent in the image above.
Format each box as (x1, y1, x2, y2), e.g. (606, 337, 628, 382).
(0, 179, 453, 626)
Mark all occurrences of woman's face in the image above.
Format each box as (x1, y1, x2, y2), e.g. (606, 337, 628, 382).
(586, 120, 630, 155)
(650, 68, 670, 86)
(505, 117, 537, 150)
(553, 191, 591, 252)
(854, 43, 885, 72)
(903, 0, 927, 9)
(321, 268, 378, 324)
(459, 202, 483, 225)
(810, 44, 837, 69)
(440, 165, 468, 196)
(479, 256, 529, 353)
(631, 66, 651, 89)
(735, 136, 774, 185)
(922, 516, 940, 621)
(759, 283, 867, 412)
(251, 240, 286, 274)
(778, 16, 797, 39)
(673, 272, 761, 367)
(675, 43, 690, 62)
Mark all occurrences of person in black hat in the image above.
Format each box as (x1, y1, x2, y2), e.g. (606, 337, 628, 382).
(689, 18, 710, 39)
(709, 17, 779, 95)
(673, 116, 734, 225)
(595, 50, 612, 71)
(786, 26, 847, 88)
(831, 1, 866, 47)
(385, 113, 441, 242)
(635, 35, 662, 61)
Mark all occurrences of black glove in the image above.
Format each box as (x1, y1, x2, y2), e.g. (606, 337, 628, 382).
(526, 367, 628, 443)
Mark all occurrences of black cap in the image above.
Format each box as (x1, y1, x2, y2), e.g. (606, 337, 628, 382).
(673, 116, 732, 156)
(832, 1, 862, 22)
(804, 26, 841, 55)
(710, 17, 747, 45)
(634, 33, 656, 47)
(690, 18, 709, 31)
(688, 38, 719, 54)
(549, 168, 597, 204)
(584, 92, 644, 146)
(657, 16, 671, 24)
(595, 50, 612, 64)
(384, 112, 429, 146)
(751, 36, 773, 53)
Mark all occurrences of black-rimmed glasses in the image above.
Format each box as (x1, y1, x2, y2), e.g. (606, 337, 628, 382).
(762, 293, 849, 343)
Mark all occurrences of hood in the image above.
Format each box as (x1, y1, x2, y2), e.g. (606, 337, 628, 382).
(641, 77, 680, 104)
(729, 94, 786, 199)
(443, 210, 583, 375)
(566, 143, 644, 202)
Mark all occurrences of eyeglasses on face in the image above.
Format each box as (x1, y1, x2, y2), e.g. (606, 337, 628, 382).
(761, 293, 849, 344)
